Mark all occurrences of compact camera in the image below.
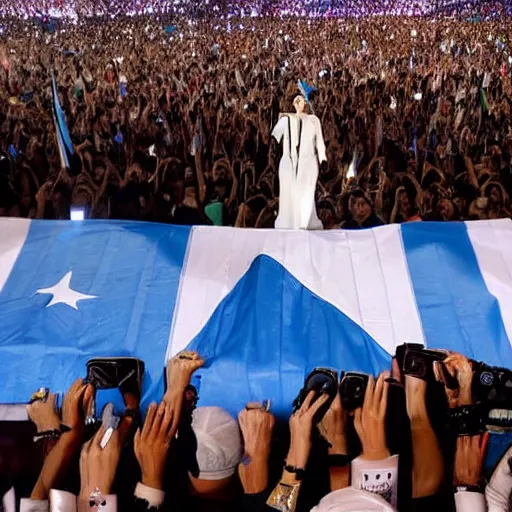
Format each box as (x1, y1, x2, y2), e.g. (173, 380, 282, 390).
(339, 371, 370, 411)
(292, 368, 338, 424)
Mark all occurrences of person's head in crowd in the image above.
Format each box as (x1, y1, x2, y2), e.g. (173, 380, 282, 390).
(311, 488, 396, 512)
(437, 196, 458, 221)
(189, 406, 242, 498)
(485, 182, 506, 211)
(318, 199, 337, 229)
(348, 190, 372, 223)
(342, 189, 384, 229)
(391, 186, 420, 223)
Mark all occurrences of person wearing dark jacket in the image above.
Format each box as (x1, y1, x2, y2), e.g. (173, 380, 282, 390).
(341, 190, 385, 229)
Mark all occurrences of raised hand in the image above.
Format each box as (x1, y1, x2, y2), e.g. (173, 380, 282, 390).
(318, 391, 347, 454)
(287, 391, 330, 469)
(354, 372, 390, 461)
(79, 423, 123, 499)
(27, 392, 60, 433)
(165, 351, 205, 394)
(134, 402, 175, 490)
(238, 407, 275, 463)
(238, 406, 275, 493)
(61, 378, 94, 439)
(439, 353, 473, 408)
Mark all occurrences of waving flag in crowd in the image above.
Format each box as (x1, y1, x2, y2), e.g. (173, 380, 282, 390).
(1, 219, 512, 419)
(51, 72, 75, 171)
(298, 79, 317, 104)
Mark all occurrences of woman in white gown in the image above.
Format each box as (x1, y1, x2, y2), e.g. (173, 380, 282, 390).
(271, 95, 327, 230)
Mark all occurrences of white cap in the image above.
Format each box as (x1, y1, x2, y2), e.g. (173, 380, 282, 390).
(191, 406, 242, 481)
(311, 488, 396, 512)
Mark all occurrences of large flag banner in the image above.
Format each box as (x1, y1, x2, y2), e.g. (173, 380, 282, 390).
(1, 218, 512, 419)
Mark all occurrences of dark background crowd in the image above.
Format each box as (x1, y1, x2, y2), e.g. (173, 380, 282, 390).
(0, 0, 511, 229)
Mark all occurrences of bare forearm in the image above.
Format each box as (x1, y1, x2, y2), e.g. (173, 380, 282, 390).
(329, 466, 349, 492)
(163, 372, 193, 434)
(31, 433, 81, 500)
(328, 437, 350, 491)
(240, 457, 269, 494)
(410, 420, 444, 497)
(407, 383, 444, 498)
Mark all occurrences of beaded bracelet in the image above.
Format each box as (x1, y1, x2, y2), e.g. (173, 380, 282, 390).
(33, 423, 71, 443)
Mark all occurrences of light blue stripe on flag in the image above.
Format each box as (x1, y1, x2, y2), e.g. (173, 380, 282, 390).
(0, 221, 190, 407)
(402, 221, 512, 367)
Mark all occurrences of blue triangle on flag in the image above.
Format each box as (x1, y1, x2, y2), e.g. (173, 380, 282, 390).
(186, 254, 391, 417)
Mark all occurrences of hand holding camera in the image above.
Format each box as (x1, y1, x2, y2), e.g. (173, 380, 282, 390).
(62, 378, 94, 438)
(354, 372, 390, 461)
(318, 391, 347, 455)
(292, 368, 338, 423)
(288, 391, 330, 470)
(437, 352, 473, 408)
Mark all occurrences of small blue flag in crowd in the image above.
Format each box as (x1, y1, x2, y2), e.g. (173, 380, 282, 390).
(298, 79, 317, 103)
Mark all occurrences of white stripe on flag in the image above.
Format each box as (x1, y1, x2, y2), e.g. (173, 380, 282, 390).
(347, 225, 425, 351)
(0, 218, 31, 293)
(168, 225, 424, 358)
(466, 218, 512, 346)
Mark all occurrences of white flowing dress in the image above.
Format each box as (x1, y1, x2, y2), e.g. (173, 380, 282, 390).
(272, 113, 326, 230)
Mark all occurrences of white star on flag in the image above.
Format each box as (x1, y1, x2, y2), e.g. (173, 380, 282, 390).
(36, 271, 97, 310)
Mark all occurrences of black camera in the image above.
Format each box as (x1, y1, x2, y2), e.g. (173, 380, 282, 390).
(472, 362, 512, 407)
(85, 357, 144, 423)
(396, 343, 455, 386)
(339, 371, 370, 411)
(292, 368, 338, 424)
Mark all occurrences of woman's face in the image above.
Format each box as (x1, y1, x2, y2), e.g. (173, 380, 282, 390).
(293, 96, 306, 114)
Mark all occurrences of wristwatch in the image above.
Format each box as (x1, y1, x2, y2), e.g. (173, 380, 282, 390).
(327, 453, 353, 467)
(283, 462, 306, 481)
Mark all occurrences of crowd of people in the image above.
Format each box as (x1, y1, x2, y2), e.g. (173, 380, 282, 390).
(1, 347, 512, 511)
(0, 6, 511, 228)
(2, 4, 512, 512)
